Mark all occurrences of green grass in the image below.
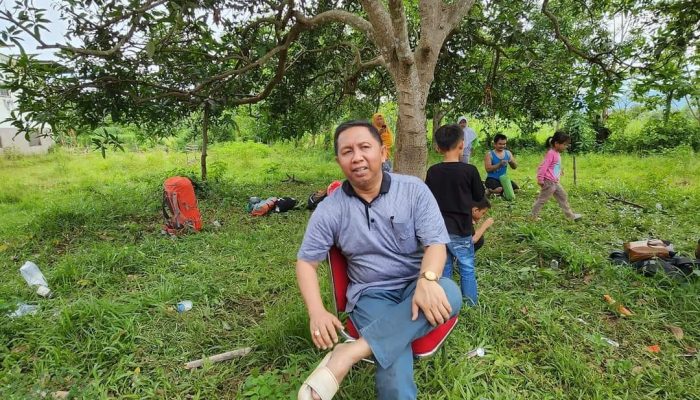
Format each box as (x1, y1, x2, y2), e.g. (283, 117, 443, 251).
(1, 143, 699, 399)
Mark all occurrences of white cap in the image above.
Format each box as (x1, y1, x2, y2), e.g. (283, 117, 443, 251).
(36, 285, 52, 298)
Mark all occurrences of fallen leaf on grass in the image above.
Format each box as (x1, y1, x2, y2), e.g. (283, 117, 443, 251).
(520, 306, 528, 315)
(666, 325, 684, 340)
(126, 274, 139, 281)
(52, 391, 69, 399)
(583, 274, 594, 284)
(646, 344, 661, 353)
(631, 366, 644, 375)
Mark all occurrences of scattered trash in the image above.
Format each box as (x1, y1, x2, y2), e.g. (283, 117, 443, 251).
(212, 220, 222, 228)
(679, 346, 697, 358)
(646, 344, 661, 353)
(7, 303, 39, 318)
(655, 203, 663, 211)
(666, 325, 684, 340)
(602, 337, 620, 347)
(466, 347, 486, 358)
(575, 318, 588, 325)
(176, 300, 193, 313)
(222, 321, 232, 331)
(52, 391, 69, 399)
(549, 259, 559, 269)
(184, 346, 253, 369)
(603, 294, 633, 317)
(19, 261, 52, 298)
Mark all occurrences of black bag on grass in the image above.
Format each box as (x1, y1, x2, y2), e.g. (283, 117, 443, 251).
(275, 197, 298, 212)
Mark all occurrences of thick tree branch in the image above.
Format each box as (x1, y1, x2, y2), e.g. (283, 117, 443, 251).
(292, 9, 375, 43)
(387, 0, 414, 65)
(541, 0, 621, 80)
(358, 1, 398, 64)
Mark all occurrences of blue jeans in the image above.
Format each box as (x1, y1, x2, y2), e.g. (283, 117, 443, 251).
(443, 234, 478, 306)
(349, 278, 462, 400)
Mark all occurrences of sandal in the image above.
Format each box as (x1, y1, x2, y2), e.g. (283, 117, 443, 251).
(298, 353, 338, 400)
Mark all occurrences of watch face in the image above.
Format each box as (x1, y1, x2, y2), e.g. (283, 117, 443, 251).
(425, 271, 437, 281)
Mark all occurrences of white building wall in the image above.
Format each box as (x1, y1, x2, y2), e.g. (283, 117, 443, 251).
(0, 53, 54, 155)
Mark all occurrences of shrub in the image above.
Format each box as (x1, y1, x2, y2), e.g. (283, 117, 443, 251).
(563, 112, 596, 153)
(639, 112, 700, 152)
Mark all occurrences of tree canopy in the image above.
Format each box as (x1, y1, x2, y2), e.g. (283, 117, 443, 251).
(1, 0, 698, 177)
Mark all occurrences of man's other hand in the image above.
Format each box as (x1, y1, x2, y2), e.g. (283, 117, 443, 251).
(309, 309, 343, 350)
(411, 279, 452, 326)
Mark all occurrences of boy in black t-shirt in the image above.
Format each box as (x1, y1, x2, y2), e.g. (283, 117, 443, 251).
(425, 124, 485, 306)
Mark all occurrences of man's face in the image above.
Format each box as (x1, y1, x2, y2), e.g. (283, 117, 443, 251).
(494, 139, 507, 151)
(336, 126, 385, 189)
(459, 120, 467, 129)
(374, 115, 386, 127)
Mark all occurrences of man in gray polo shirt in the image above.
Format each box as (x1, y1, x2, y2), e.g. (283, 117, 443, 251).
(296, 120, 462, 400)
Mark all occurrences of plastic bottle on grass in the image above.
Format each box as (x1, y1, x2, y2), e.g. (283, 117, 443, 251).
(19, 261, 52, 298)
(176, 300, 193, 313)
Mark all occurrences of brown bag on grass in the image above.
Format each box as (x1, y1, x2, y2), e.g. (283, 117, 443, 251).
(624, 239, 671, 262)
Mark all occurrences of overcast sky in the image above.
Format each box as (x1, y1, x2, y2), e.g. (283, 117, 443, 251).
(0, 0, 69, 60)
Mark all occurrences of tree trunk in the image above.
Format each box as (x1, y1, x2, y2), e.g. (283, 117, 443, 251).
(663, 89, 674, 124)
(393, 76, 429, 178)
(432, 105, 446, 134)
(201, 103, 210, 181)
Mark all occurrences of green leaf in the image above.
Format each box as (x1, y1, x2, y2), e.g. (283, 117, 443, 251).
(145, 40, 157, 57)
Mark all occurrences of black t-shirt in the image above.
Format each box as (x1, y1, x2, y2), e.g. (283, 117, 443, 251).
(425, 162, 485, 237)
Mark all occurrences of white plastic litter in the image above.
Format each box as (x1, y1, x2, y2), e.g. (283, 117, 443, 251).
(467, 347, 486, 358)
(19, 261, 52, 298)
(7, 303, 39, 318)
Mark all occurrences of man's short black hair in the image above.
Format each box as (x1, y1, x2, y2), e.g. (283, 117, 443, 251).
(434, 124, 463, 152)
(493, 133, 507, 143)
(334, 120, 382, 155)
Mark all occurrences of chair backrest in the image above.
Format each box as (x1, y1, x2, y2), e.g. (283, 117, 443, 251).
(328, 246, 360, 339)
(327, 246, 458, 357)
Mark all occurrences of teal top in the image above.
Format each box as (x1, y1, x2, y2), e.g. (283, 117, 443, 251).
(486, 150, 510, 179)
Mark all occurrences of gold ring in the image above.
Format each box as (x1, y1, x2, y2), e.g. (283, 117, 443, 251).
(314, 330, 321, 336)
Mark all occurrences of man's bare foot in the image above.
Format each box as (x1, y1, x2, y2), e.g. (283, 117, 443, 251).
(493, 187, 503, 194)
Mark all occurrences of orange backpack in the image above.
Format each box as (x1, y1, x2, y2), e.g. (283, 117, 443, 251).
(162, 177, 203, 234)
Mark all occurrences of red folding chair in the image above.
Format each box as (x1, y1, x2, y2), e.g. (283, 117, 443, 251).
(327, 246, 458, 358)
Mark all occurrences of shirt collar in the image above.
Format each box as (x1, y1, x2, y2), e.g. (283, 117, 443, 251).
(342, 171, 391, 199)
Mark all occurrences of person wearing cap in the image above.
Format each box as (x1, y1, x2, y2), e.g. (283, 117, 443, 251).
(457, 116, 478, 164)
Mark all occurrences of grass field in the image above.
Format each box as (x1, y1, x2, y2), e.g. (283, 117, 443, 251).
(1, 142, 699, 399)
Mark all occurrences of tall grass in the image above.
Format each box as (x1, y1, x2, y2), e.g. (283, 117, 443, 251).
(1, 143, 698, 399)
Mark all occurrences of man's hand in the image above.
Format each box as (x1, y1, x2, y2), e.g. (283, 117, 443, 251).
(309, 309, 344, 350)
(482, 217, 495, 229)
(411, 279, 452, 326)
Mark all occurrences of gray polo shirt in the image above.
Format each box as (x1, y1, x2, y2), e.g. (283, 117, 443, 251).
(297, 172, 449, 312)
